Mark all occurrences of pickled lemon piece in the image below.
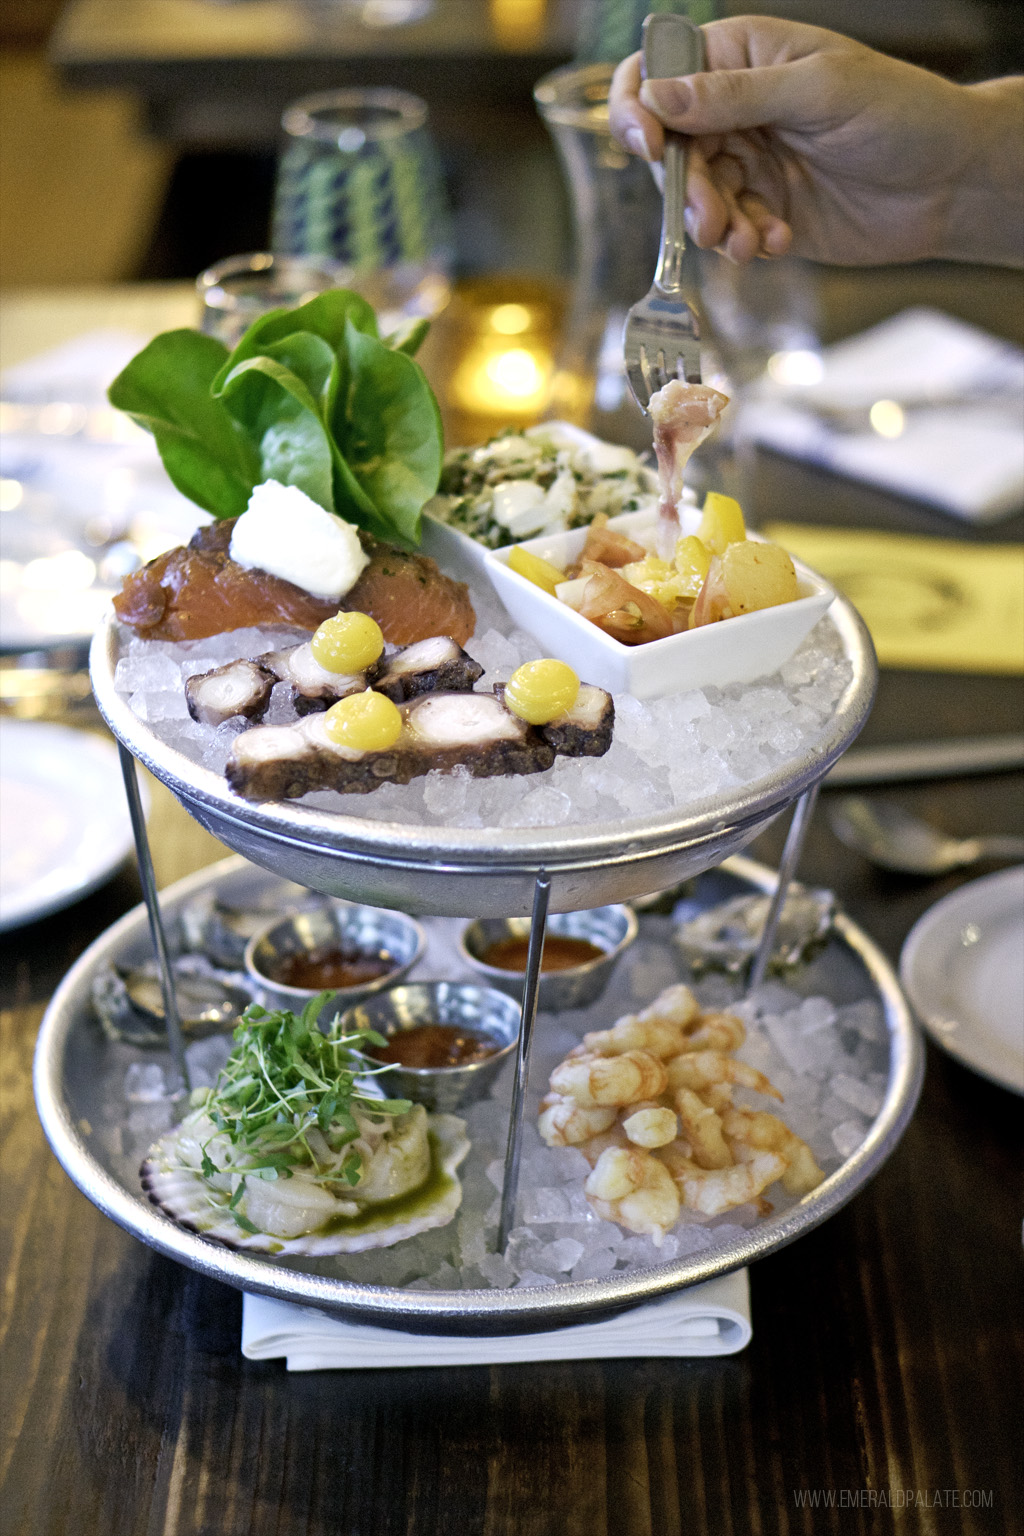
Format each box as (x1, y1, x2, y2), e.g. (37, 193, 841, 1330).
(720, 540, 797, 612)
(618, 554, 683, 611)
(504, 659, 580, 725)
(324, 690, 402, 750)
(673, 535, 711, 597)
(311, 612, 384, 674)
(507, 546, 566, 597)
(697, 492, 746, 555)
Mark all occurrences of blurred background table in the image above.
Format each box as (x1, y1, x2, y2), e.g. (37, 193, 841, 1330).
(1, 269, 1022, 1533)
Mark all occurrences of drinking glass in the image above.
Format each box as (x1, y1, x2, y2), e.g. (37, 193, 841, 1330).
(197, 253, 345, 347)
(271, 88, 453, 328)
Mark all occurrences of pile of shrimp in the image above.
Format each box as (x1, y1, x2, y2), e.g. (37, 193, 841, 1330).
(538, 982, 825, 1245)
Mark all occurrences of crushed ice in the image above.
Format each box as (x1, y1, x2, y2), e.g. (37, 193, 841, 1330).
(112, 576, 852, 828)
(116, 911, 891, 1292)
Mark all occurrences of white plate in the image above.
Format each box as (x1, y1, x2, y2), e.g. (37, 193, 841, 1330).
(899, 866, 1024, 1094)
(484, 507, 836, 699)
(0, 719, 139, 931)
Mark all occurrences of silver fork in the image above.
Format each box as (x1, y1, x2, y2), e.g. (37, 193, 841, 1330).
(623, 12, 707, 413)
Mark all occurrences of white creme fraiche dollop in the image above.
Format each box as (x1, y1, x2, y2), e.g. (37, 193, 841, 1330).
(229, 481, 370, 599)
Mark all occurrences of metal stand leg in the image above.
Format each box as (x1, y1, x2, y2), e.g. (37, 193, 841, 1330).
(497, 870, 551, 1252)
(117, 744, 191, 1095)
(748, 783, 820, 992)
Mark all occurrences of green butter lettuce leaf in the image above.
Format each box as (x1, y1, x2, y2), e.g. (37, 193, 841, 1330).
(215, 354, 339, 512)
(332, 320, 443, 548)
(107, 330, 260, 519)
(261, 331, 339, 417)
(383, 316, 431, 356)
(214, 289, 381, 386)
(107, 288, 444, 543)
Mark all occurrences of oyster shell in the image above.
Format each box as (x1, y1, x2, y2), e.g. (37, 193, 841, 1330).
(140, 1108, 470, 1255)
(92, 955, 251, 1045)
(179, 883, 327, 969)
(674, 886, 835, 975)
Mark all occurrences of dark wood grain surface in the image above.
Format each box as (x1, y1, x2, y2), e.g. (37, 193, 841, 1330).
(2, 270, 1023, 1535)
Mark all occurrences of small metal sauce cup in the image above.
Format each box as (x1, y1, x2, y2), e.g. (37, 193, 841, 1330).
(244, 903, 426, 1020)
(459, 904, 638, 1012)
(340, 982, 521, 1113)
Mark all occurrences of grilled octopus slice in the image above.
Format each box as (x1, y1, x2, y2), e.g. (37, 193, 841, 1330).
(225, 684, 614, 801)
(185, 659, 278, 727)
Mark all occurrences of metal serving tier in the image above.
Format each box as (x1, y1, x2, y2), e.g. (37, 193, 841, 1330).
(89, 601, 876, 919)
(34, 855, 923, 1336)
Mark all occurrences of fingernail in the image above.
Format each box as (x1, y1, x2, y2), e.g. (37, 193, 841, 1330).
(624, 126, 650, 161)
(640, 79, 692, 118)
(684, 208, 700, 242)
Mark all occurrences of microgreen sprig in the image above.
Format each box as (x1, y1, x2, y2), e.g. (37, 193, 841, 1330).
(197, 993, 411, 1189)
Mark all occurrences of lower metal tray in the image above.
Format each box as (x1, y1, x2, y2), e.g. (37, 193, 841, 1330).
(34, 854, 922, 1335)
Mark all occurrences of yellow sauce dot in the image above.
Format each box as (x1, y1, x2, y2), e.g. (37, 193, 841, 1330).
(504, 659, 580, 725)
(311, 612, 384, 674)
(324, 690, 402, 751)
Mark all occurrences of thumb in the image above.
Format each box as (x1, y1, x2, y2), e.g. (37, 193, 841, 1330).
(640, 62, 817, 135)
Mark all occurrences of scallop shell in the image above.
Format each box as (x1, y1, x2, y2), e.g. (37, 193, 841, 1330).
(140, 1113, 470, 1255)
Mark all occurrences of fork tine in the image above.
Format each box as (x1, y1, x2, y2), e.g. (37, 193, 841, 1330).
(621, 14, 706, 414)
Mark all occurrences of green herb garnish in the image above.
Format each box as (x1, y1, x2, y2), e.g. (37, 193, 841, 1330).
(107, 290, 443, 547)
(195, 993, 411, 1188)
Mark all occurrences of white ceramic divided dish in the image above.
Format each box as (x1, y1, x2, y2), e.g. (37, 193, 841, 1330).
(484, 507, 836, 699)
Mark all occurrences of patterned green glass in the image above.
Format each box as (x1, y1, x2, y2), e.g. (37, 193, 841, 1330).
(272, 88, 452, 283)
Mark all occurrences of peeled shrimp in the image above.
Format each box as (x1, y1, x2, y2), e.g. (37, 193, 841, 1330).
(673, 1088, 732, 1170)
(579, 984, 699, 1060)
(583, 1146, 681, 1243)
(537, 1094, 617, 1147)
(576, 1123, 633, 1167)
(622, 1105, 678, 1149)
(721, 1107, 825, 1196)
(550, 1049, 668, 1107)
(673, 1010, 747, 1055)
(666, 1050, 783, 1102)
(656, 1142, 788, 1217)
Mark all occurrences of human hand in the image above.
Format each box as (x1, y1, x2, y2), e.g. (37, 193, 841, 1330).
(609, 17, 1023, 267)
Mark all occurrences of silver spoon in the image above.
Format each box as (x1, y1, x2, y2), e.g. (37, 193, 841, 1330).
(829, 796, 1024, 875)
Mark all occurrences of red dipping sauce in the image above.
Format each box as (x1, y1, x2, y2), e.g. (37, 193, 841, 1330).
(370, 1024, 499, 1070)
(480, 935, 606, 973)
(267, 945, 396, 990)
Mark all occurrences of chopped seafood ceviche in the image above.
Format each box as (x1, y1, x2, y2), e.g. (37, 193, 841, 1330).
(115, 903, 891, 1289)
(424, 421, 661, 548)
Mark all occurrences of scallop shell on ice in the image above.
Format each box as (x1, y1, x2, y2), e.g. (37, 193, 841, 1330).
(140, 1113, 471, 1255)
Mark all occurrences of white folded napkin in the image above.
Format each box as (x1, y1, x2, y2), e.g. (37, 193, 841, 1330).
(241, 1268, 751, 1370)
(741, 307, 1024, 522)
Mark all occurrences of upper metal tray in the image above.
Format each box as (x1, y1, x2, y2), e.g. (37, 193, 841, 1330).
(89, 602, 876, 916)
(34, 854, 922, 1336)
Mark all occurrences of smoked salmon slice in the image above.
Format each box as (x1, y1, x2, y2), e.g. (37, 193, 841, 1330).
(113, 520, 476, 647)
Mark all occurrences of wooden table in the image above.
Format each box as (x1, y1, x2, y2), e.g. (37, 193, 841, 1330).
(2, 277, 1022, 1535)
